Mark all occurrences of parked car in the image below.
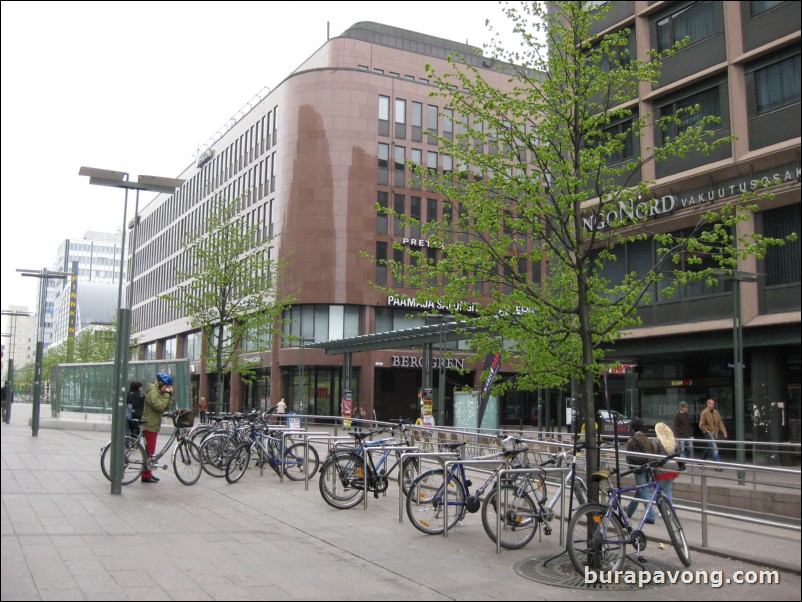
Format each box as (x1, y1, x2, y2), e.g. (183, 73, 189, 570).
(597, 409, 632, 435)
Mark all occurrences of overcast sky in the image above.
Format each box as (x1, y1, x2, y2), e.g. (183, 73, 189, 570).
(1, 0, 515, 313)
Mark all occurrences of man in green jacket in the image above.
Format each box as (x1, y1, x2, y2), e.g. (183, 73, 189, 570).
(141, 373, 174, 483)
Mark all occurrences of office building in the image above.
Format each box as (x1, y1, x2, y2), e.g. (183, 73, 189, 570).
(130, 6, 800, 443)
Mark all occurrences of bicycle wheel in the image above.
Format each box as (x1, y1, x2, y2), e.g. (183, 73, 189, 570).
(658, 497, 691, 566)
(318, 452, 365, 509)
(481, 482, 538, 549)
(189, 425, 215, 456)
(173, 440, 202, 485)
(199, 433, 238, 478)
(405, 469, 466, 535)
(399, 457, 421, 495)
(283, 443, 320, 481)
(225, 443, 252, 484)
(566, 503, 627, 574)
(100, 436, 146, 485)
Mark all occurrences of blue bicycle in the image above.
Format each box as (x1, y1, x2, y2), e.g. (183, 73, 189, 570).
(566, 453, 690, 573)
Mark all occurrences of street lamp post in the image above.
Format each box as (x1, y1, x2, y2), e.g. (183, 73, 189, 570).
(717, 269, 760, 485)
(79, 167, 184, 494)
(16, 270, 71, 436)
(2, 310, 32, 424)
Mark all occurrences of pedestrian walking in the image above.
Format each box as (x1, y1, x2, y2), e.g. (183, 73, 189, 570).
(198, 396, 209, 424)
(653, 422, 680, 504)
(625, 417, 656, 524)
(699, 398, 727, 469)
(673, 401, 693, 469)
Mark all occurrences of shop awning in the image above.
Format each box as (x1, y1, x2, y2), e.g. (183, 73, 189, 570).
(304, 321, 485, 355)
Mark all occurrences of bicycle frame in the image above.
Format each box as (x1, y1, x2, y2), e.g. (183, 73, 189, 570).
(606, 471, 667, 538)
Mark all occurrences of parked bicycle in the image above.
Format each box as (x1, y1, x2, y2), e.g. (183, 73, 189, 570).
(100, 410, 202, 486)
(565, 452, 690, 573)
(405, 438, 530, 537)
(318, 422, 420, 509)
(197, 411, 261, 477)
(225, 419, 320, 483)
(482, 445, 588, 549)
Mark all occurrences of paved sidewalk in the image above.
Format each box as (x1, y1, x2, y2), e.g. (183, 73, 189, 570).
(1, 407, 800, 601)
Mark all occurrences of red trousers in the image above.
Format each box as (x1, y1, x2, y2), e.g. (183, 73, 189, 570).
(142, 430, 158, 479)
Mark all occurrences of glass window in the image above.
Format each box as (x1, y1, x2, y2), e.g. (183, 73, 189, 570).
(410, 149, 422, 189)
(657, 2, 715, 52)
(378, 96, 390, 137)
(604, 119, 635, 164)
(755, 54, 801, 114)
(660, 86, 721, 144)
(395, 98, 406, 139)
(410, 196, 422, 239)
(376, 191, 389, 235)
(427, 105, 438, 144)
(443, 108, 454, 142)
(750, 1, 785, 17)
(343, 306, 359, 339)
(376, 241, 388, 285)
(378, 143, 389, 185)
(392, 247, 405, 287)
(412, 102, 423, 142)
(394, 146, 406, 187)
(764, 204, 801, 286)
(164, 338, 176, 360)
(393, 194, 405, 237)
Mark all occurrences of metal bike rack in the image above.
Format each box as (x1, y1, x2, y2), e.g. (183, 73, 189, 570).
(299, 433, 352, 490)
(358, 445, 420, 511)
(441, 457, 512, 539)
(398, 451, 459, 523)
(279, 428, 307, 483)
(494, 466, 568, 554)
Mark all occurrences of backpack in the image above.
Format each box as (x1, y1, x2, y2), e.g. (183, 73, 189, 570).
(127, 391, 145, 421)
(627, 432, 654, 466)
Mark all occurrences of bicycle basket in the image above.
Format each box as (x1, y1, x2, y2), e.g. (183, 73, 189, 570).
(174, 409, 195, 428)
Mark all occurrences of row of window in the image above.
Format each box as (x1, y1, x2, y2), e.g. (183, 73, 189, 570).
(595, 204, 800, 300)
(133, 199, 274, 329)
(375, 46, 798, 174)
(139, 106, 279, 244)
(135, 151, 278, 274)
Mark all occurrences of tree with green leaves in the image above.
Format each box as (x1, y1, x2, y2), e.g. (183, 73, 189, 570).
(160, 194, 295, 413)
(372, 1, 791, 502)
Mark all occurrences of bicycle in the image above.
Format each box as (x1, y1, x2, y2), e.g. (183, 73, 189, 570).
(565, 453, 690, 574)
(197, 411, 260, 477)
(318, 423, 421, 509)
(225, 420, 320, 483)
(100, 410, 202, 486)
(481, 446, 589, 549)
(405, 438, 530, 537)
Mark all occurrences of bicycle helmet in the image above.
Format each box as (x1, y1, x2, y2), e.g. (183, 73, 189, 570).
(156, 373, 174, 386)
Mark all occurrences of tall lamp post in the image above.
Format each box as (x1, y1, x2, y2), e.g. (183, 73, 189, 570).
(16, 270, 71, 436)
(1, 309, 33, 424)
(79, 167, 184, 494)
(717, 269, 760, 485)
